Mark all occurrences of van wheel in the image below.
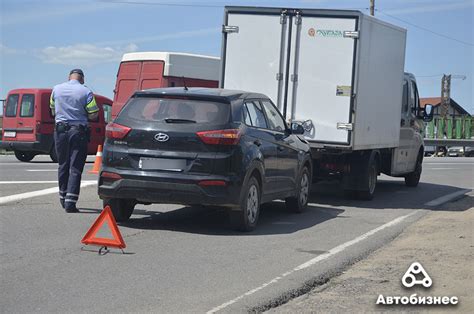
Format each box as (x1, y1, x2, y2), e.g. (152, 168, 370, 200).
(405, 155, 422, 187)
(357, 153, 378, 200)
(103, 198, 135, 222)
(286, 166, 310, 213)
(14, 151, 35, 162)
(229, 176, 260, 232)
(49, 146, 58, 163)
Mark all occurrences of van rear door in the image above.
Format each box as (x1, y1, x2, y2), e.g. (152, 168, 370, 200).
(113, 61, 165, 118)
(16, 93, 36, 142)
(3, 93, 20, 141)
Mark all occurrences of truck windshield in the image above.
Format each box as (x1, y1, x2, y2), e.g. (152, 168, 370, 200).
(118, 96, 230, 124)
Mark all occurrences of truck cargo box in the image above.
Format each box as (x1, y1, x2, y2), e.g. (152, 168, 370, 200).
(221, 7, 407, 150)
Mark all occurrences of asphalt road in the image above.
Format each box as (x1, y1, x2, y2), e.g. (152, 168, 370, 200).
(0, 155, 472, 313)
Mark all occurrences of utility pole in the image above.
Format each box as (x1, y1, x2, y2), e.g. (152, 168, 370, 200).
(370, 0, 375, 16)
(440, 74, 451, 117)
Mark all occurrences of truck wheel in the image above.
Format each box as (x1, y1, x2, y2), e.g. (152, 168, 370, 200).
(357, 154, 378, 200)
(49, 146, 58, 163)
(285, 166, 310, 213)
(229, 176, 260, 231)
(405, 155, 422, 187)
(14, 151, 35, 162)
(103, 198, 135, 222)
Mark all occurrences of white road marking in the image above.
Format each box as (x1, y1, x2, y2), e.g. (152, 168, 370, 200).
(0, 181, 97, 205)
(26, 169, 57, 172)
(424, 189, 471, 207)
(0, 181, 59, 184)
(206, 211, 418, 313)
(429, 168, 457, 170)
(425, 162, 474, 165)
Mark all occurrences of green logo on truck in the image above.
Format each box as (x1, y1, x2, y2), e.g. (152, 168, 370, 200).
(309, 29, 343, 38)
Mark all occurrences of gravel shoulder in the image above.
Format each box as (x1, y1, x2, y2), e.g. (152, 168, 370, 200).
(270, 194, 474, 313)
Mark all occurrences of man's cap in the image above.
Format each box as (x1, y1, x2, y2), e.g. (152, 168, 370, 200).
(69, 69, 84, 76)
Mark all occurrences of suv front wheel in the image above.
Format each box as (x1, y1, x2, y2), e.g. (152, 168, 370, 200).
(286, 166, 310, 213)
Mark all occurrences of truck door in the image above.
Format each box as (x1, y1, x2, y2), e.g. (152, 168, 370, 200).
(287, 15, 357, 144)
(222, 11, 289, 111)
(406, 80, 423, 171)
(392, 80, 410, 174)
(222, 9, 358, 145)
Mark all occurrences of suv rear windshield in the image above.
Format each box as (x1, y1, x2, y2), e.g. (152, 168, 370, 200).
(119, 96, 230, 124)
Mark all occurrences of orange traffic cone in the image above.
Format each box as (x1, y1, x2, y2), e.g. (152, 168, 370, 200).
(88, 145, 103, 174)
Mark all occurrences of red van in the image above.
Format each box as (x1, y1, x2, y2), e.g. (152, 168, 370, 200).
(0, 88, 112, 162)
(112, 52, 220, 118)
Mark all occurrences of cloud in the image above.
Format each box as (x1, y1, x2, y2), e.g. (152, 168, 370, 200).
(37, 27, 219, 66)
(39, 43, 138, 66)
(0, 43, 25, 55)
(100, 27, 219, 46)
(1, 2, 120, 26)
(383, 0, 474, 15)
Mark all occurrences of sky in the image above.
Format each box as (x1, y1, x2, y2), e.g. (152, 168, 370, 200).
(1, 0, 473, 113)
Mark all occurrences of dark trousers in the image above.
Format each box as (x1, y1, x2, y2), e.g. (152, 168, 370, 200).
(54, 127, 88, 207)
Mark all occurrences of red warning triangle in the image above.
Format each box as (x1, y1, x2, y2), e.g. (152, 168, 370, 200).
(81, 205, 126, 249)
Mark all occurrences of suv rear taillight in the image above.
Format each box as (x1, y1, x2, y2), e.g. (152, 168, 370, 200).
(196, 129, 241, 145)
(106, 122, 131, 139)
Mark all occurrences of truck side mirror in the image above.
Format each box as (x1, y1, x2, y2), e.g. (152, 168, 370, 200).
(291, 122, 305, 135)
(423, 104, 434, 122)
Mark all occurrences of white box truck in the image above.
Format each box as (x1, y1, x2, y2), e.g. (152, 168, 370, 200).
(220, 6, 433, 199)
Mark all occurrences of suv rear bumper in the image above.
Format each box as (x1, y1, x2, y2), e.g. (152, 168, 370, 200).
(98, 170, 242, 207)
(0, 134, 53, 153)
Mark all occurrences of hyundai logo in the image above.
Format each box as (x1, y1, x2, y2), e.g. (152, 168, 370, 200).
(154, 133, 169, 142)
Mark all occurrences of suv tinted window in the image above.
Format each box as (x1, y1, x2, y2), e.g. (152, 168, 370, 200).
(245, 101, 268, 129)
(119, 96, 229, 124)
(5, 94, 19, 117)
(261, 100, 286, 132)
(20, 94, 35, 117)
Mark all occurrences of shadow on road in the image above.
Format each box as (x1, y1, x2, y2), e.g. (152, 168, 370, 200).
(310, 179, 472, 212)
(121, 202, 344, 236)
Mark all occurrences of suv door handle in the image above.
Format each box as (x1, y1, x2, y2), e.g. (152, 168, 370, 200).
(277, 146, 285, 152)
(253, 139, 262, 147)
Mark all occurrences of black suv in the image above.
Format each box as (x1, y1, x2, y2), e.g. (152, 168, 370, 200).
(99, 88, 312, 231)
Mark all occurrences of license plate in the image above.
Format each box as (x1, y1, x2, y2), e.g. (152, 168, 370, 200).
(4, 131, 16, 137)
(139, 157, 186, 171)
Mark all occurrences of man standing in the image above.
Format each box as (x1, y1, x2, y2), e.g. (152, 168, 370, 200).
(50, 69, 99, 213)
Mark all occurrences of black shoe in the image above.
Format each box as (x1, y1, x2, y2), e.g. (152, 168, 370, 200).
(60, 199, 65, 209)
(65, 204, 79, 213)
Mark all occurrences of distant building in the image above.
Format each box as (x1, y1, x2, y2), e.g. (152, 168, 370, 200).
(420, 97, 471, 118)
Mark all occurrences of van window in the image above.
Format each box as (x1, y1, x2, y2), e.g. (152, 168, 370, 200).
(5, 94, 19, 117)
(20, 94, 35, 117)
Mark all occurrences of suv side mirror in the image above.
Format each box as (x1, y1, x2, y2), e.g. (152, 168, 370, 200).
(423, 104, 434, 122)
(291, 122, 305, 135)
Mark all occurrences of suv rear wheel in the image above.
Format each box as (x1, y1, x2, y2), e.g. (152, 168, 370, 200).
(14, 151, 35, 162)
(286, 166, 310, 213)
(103, 198, 135, 222)
(229, 176, 260, 232)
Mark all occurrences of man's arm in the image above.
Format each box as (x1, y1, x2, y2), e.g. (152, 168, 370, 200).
(85, 91, 99, 122)
(49, 90, 55, 117)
